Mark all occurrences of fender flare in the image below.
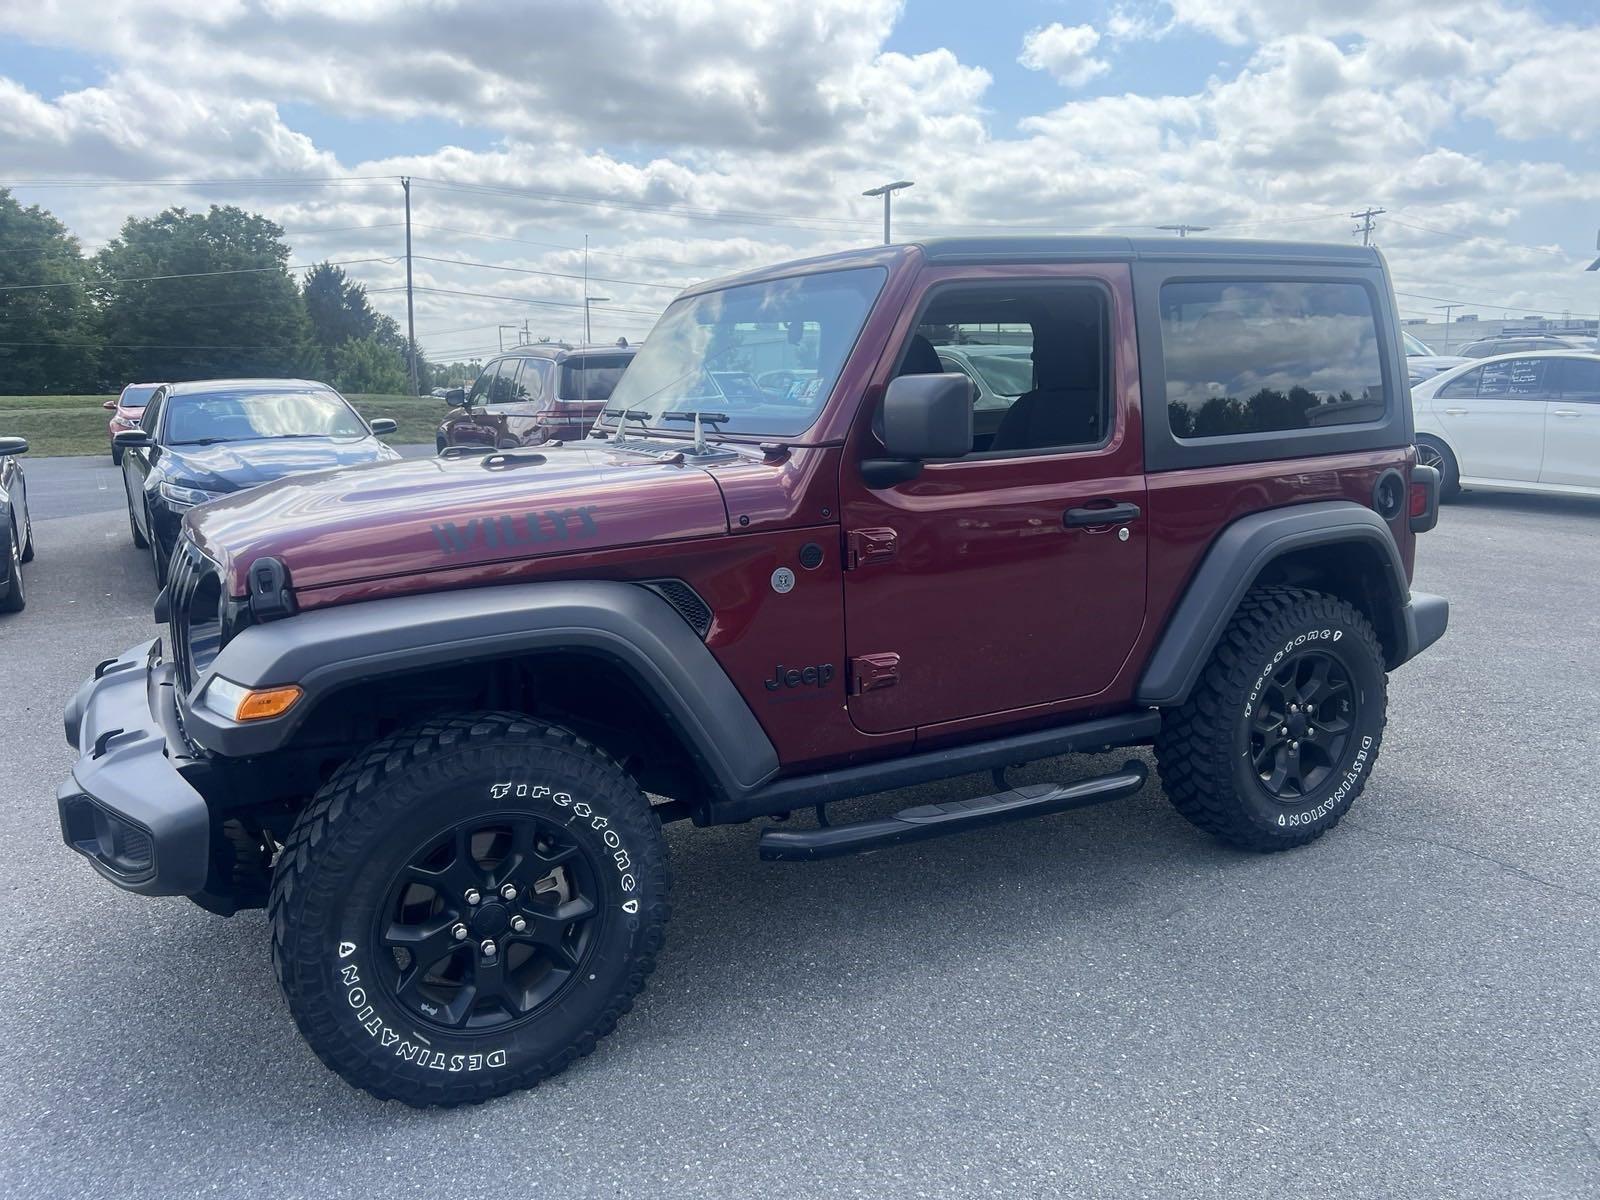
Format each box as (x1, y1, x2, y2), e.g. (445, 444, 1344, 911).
(1135, 501, 1413, 708)
(181, 580, 780, 798)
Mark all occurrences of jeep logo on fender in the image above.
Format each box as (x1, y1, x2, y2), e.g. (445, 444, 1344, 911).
(764, 663, 835, 691)
(431, 506, 599, 554)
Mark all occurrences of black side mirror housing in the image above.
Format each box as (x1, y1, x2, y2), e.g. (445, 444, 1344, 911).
(445, 388, 468, 408)
(369, 417, 398, 435)
(112, 429, 152, 449)
(0, 436, 28, 457)
(863, 373, 974, 487)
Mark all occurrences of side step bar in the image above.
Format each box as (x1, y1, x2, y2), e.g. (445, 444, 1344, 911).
(758, 761, 1147, 863)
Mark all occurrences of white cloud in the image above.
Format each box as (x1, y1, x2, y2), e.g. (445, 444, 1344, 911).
(1019, 23, 1112, 87)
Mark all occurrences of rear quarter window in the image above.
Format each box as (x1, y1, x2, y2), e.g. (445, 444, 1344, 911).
(1160, 280, 1388, 438)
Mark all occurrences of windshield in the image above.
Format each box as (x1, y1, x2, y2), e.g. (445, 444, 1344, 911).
(120, 384, 159, 408)
(604, 266, 887, 436)
(164, 387, 367, 445)
(958, 346, 1034, 398)
(1402, 330, 1435, 357)
(561, 354, 632, 402)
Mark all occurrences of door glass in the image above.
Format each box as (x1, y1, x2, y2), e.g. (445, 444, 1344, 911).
(1437, 368, 1482, 399)
(1478, 358, 1546, 398)
(467, 360, 501, 404)
(140, 392, 164, 435)
(1553, 358, 1600, 397)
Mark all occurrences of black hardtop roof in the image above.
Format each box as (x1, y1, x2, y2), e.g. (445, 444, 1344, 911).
(682, 236, 1384, 296)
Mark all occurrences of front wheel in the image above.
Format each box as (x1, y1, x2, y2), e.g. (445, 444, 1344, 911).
(1155, 586, 1387, 851)
(269, 712, 671, 1107)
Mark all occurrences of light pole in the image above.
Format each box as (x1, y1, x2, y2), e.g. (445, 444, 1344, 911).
(1433, 303, 1462, 353)
(1157, 224, 1210, 238)
(584, 296, 610, 345)
(862, 180, 914, 245)
(1585, 229, 1599, 342)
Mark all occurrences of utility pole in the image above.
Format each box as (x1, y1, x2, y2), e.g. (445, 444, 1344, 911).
(1585, 229, 1600, 342)
(584, 296, 610, 345)
(1157, 223, 1210, 238)
(1433, 302, 1462, 352)
(862, 180, 914, 245)
(402, 177, 419, 395)
(1351, 207, 1386, 247)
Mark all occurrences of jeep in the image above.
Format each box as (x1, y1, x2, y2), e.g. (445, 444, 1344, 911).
(56, 237, 1448, 1107)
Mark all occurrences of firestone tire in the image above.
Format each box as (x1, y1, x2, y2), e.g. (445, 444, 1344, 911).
(269, 712, 671, 1107)
(1155, 586, 1387, 852)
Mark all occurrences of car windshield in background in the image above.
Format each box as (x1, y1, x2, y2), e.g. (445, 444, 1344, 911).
(961, 347, 1034, 397)
(164, 388, 367, 445)
(561, 355, 631, 402)
(604, 266, 887, 436)
(121, 385, 159, 407)
(1402, 331, 1434, 356)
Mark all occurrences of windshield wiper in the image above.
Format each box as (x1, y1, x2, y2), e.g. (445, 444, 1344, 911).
(600, 407, 653, 437)
(170, 437, 235, 446)
(659, 411, 730, 425)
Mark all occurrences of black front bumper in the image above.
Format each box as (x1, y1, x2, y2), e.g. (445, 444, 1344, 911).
(57, 640, 210, 896)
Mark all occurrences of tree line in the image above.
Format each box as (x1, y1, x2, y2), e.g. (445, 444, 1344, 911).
(0, 189, 480, 396)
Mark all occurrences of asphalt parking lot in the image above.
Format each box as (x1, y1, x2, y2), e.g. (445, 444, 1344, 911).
(2, 469, 1597, 1199)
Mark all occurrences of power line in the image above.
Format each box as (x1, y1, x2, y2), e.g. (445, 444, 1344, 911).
(369, 283, 662, 318)
(409, 223, 729, 271)
(410, 253, 688, 291)
(0, 255, 397, 293)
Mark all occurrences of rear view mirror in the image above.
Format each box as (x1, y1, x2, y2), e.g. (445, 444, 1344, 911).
(113, 429, 152, 449)
(445, 388, 467, 408)
(369, 418, 398, 435)
(102, 399, 118, 412)
(0, 436, 28, 457)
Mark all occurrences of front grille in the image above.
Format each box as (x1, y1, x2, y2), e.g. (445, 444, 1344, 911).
(642, 579, 714, 638)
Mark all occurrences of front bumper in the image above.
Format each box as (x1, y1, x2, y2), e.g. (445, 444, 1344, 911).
(57, 640, 211, 896)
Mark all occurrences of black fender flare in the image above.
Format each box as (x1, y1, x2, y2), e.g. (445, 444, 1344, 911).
(181, 580, 780, 799)
(1136, 500, 1430, 707)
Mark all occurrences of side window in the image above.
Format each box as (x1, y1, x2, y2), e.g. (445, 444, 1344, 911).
(1478, 358, 1545, 399)
(140, 391, 165, 436)
(898, 282, 1109, 454)
(1553, 357, 1600, 398)
(487, 360, 518, 403)
(467, 359, 502, 404)
(1437, 368, 1482, 399)
(520, 360, 549, 404)
(1160, 280, 1387, 438)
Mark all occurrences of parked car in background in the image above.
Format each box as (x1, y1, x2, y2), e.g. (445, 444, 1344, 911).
(0, 435, 34, 614)
(1411, 351, 1600, 499)
(104, 382, 162, 463)
(116, 378, 401, 586)
(1401, 331, 1468, 385)
(436, 343, 636, 452)
(935, 343, 1034, 408)
(1457, 334, 1595, 359)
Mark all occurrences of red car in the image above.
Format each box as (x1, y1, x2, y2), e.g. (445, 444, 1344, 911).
(436, 344, 635, 452)
(103, 383, 162, 464)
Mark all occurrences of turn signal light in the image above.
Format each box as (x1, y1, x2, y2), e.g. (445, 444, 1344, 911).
(236, 685, 303, 721)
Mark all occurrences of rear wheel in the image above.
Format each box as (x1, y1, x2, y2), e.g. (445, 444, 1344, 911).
(270, 712, 671, 1107)
(1155, 586, 1387, 851)
(1415, 436, 1460, 501)
(0, 517, 24, 613)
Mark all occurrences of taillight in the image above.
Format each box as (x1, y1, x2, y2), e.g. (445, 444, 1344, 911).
(1409, 481, 1428, 519)
(1409, 463, 1440, 533)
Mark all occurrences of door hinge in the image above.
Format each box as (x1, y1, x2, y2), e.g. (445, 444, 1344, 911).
(845, 527, 898, 570)
(848, 652, 901, 695)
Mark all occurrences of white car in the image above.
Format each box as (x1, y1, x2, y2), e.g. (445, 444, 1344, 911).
(1411, 350, 1600, 500)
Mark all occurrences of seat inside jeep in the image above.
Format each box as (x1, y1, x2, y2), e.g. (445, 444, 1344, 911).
(894, 284, 1109, 454)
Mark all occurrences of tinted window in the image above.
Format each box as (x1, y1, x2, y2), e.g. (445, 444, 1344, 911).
(120, 384, 159, 408)
(467, 360, 502, 404)
(1437, 368, 1482, 399)
(140, 391, 164, 434)
(1478, 358, 1546, 398)
(163, 388, 366, 445)
(1161, 280, 1387, 438)
(1553, 358, 1600, 396)
(561, 354, 631, 402)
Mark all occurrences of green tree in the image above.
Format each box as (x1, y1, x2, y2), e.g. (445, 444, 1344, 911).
(331, 334, 409, 394)
(94, 205, 317, 386)
(0, 189, 100, 394)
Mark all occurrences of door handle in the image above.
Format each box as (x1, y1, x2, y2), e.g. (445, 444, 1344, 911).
(1444, 407, 1469, 416)
(1552, 409, 1581, 418)
(1064, 501, 1141, 528)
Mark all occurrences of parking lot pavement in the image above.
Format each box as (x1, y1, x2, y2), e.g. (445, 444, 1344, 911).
(2, 491, 1597, 1200)
(19, 445, 435, 520)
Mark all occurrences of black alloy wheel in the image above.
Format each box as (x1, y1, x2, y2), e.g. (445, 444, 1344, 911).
(1246, 649, 1358, 801)
(374, 814, 603, 1033)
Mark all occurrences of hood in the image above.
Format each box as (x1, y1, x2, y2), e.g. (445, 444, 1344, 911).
(187, 439, 733, 596)
(164, 436, 399, 493)
(1407, 355, 1469, 382)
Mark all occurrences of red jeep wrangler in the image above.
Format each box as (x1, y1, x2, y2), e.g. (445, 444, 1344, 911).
(57, 237, 1446, 1106)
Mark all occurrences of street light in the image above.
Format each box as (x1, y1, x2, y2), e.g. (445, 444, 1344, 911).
(862, 180, 914, 245)
(584, 296, 610, 345)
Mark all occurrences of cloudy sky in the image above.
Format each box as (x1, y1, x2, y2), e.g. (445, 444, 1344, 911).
(1, 0, 1597, 361)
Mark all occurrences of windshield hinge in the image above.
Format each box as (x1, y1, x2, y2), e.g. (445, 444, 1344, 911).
(848, 652, 901, 695)
(845, 527, 898, 570)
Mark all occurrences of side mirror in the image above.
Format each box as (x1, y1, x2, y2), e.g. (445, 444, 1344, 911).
(113, 429, 152, 449)
(445, 388, 467, 408)
(102, 399, 119, 412)
(863, 374, 974, 487)
(0, 436, 28, 457)
(369, 417, 398, 435)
